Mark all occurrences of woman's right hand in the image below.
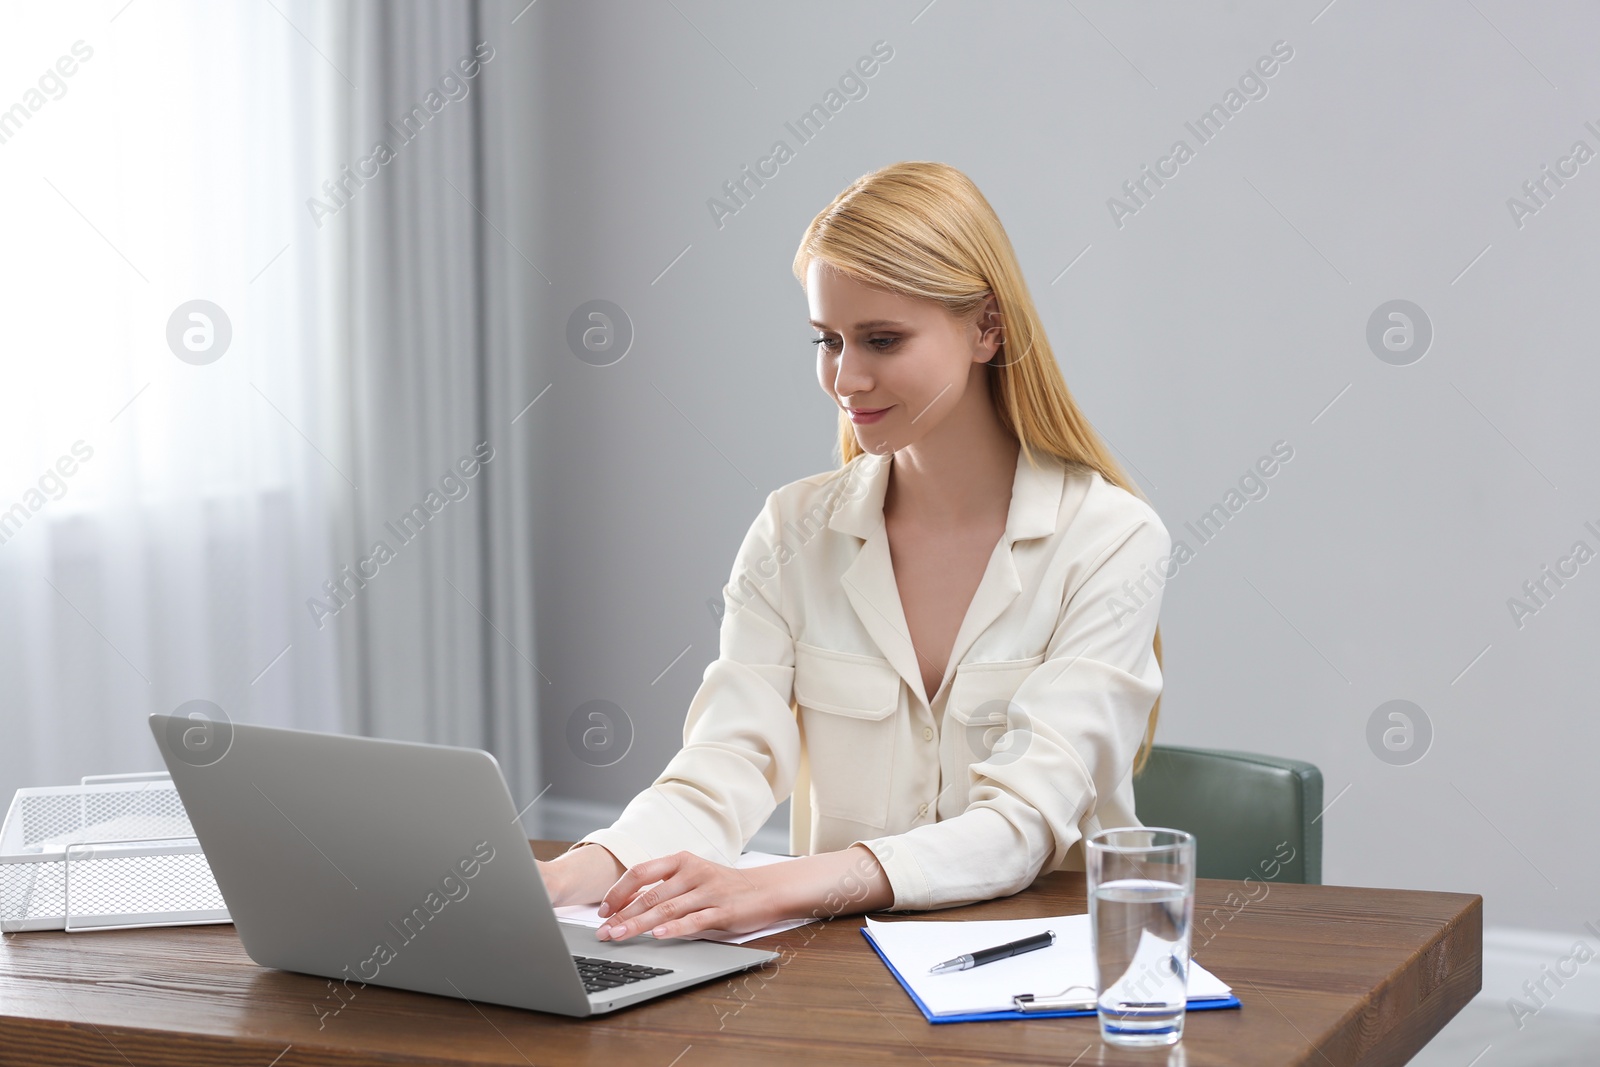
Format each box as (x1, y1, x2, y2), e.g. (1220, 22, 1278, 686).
(537, 843, 627, 907)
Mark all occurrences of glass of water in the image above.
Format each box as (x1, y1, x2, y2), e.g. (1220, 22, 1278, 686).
(1086, 827, 1196, 1048)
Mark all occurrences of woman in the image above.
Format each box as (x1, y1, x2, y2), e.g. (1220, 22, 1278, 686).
(538, 160, 1173, 942)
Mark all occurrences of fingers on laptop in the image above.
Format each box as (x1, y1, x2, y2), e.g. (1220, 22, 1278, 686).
(596, 852, 725, 941)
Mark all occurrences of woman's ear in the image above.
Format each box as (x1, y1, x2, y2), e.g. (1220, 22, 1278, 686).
(972, 293, 1004, 364)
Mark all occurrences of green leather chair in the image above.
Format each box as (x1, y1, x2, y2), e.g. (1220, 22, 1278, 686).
(1130, 744, 1323, 885)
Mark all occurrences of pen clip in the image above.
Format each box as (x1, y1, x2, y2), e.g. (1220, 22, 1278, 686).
(1011, 984, 1097, 1014)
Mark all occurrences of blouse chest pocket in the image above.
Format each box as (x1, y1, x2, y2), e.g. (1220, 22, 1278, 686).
(944, 654, 1046, 771)
(793, 641, 902, 828)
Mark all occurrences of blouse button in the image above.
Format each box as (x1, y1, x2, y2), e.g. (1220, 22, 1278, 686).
(922, 727, 934, 741)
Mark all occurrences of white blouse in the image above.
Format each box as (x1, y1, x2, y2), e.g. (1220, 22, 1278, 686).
(578, 445, 1172, 911)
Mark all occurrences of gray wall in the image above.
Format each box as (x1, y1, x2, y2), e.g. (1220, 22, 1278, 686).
(522, 0, 1599, 935)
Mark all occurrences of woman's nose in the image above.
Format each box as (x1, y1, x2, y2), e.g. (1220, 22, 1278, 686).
(832, 343, 873, 396)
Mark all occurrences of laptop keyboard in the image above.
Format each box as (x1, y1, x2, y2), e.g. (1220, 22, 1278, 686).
(572, 954, 674, 994)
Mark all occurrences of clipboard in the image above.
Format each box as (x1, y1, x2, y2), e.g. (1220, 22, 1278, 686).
(859, 925, 1244, 1024)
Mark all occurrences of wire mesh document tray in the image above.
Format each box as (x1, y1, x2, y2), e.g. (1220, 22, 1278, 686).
(0, 772, 230, 932)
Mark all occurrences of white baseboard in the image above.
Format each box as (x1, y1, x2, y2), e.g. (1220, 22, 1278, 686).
(533, 795, 790, 857)
(1479, 924, 1600, 1020)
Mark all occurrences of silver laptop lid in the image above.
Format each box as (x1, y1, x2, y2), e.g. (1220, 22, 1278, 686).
(147, 713, 593, 1016)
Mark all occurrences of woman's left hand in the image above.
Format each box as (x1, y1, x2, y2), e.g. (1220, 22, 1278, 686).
(595, 851, 781, 942)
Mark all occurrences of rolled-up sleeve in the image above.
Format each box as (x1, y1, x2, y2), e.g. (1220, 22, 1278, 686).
(855, 514, 1172, 911)
(575, 491, 800, 871)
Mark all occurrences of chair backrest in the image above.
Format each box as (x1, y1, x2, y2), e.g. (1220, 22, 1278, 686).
(1130, 744, 1323, 885)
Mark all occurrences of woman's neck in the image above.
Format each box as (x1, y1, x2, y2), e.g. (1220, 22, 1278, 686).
(883, 379, 1020, 527)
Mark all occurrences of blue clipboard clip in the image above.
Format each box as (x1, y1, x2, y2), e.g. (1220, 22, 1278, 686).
(1012, 983, 1098, 1014)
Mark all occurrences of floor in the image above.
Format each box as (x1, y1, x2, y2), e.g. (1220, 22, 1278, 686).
(1409, 997, 1600, 1066)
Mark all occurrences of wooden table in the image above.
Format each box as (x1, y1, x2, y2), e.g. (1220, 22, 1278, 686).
(0, 841, 1480, 1066)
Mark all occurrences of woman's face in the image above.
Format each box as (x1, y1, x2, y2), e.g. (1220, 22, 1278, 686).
(806, 259, 999, 456)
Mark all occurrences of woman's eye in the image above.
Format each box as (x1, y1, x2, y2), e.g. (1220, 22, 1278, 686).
(809, 336, 897, 352)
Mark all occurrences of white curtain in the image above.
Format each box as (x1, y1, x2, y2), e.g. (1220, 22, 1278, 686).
(0, 0, 542, 816)
(0, 0, 347, 799)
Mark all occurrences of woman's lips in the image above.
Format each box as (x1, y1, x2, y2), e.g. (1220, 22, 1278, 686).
(847, 405, 891, 424)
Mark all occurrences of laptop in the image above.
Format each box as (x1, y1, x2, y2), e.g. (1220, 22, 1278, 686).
(147, 713, 777, 1017)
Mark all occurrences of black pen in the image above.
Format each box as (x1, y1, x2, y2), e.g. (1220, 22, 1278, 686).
(928, 930, 1056, 974)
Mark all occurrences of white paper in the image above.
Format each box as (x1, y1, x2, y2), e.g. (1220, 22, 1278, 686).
(554, 850, 818, 945)
(32, 814, 196, 853)
(864, 913, 1233, 1017)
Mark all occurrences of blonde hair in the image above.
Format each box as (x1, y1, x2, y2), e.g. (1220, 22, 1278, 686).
(792, 160, 1165, 777)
